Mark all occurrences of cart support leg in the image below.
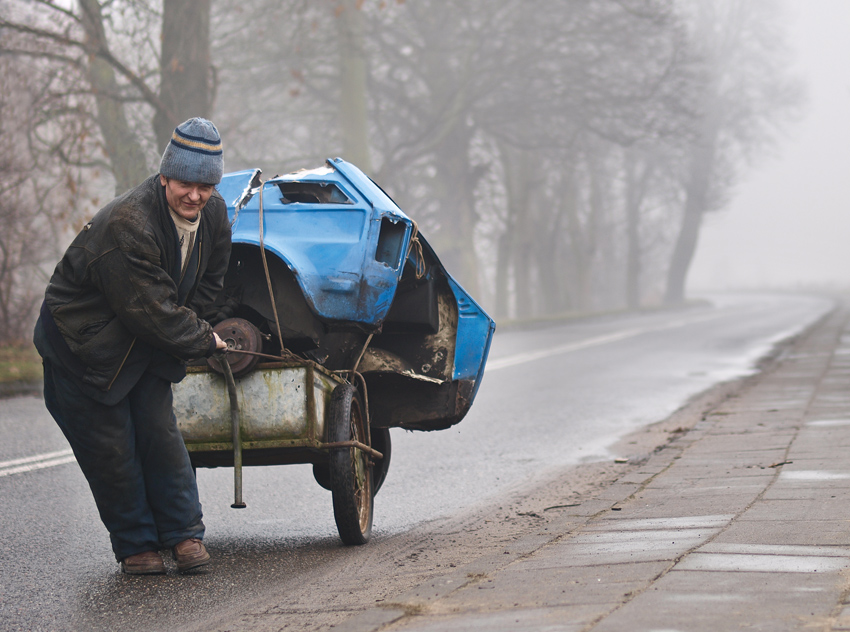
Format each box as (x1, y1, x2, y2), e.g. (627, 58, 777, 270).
(219, 354, 247, 509)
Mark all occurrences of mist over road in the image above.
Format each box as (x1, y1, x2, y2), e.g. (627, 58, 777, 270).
(0, 292, 833, 631)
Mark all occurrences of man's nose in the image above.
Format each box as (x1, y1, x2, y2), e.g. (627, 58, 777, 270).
(187, 187, 201, 201)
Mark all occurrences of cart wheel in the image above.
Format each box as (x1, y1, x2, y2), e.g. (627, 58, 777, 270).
(371, 427, 391, 495)
(315, 426, 390, 495)
(329, 383, 373, 545)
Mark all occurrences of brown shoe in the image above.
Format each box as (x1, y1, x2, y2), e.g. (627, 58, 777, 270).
(172, 538, 210, 572)
(121, 551, 166, 575)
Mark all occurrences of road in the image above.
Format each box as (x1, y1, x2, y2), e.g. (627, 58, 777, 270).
(0, 292, 833, 631)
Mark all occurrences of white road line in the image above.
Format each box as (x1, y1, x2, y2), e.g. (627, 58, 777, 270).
(0, 311, 737, 477)
(0, 449, 76, 478)
(486, 312, 726, 372)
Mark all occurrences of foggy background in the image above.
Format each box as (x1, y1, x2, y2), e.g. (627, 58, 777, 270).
(690, 0, 850, 291)
(0, 0, 837, 345)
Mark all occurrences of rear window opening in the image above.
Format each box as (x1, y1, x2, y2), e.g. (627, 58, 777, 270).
(277, 182, 352, 204)
(375, 217, 407, 269)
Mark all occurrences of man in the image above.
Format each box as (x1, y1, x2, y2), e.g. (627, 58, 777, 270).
(33, 118, 231, 575)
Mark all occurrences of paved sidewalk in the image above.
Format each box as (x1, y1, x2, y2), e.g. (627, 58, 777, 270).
(334, 301, 850, 632)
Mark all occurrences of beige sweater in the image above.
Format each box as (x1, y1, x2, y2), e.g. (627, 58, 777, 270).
(169, 209, 201, 278)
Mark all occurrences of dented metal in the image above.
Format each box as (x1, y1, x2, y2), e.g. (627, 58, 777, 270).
(174, 363, 339, 451)
(205, 158, 495, 434)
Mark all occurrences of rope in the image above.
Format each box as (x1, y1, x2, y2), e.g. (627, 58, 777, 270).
(406, 220, 426, 280)
(225, 347, 305, 363)
(257, 182, 287, 356)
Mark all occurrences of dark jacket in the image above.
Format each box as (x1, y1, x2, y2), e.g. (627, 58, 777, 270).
(38, 174, 231, 394)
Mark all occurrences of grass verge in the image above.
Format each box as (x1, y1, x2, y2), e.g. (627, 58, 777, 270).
(0, 344, 42, 383)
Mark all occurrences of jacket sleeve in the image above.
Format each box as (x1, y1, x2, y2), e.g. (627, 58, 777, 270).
(92, 211, 215, 361)
(188, 198, 232, 318)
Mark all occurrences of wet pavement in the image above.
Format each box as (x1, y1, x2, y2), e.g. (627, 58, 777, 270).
(332, 301, 850, 631)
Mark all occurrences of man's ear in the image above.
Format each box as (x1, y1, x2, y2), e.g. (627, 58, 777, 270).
(159, 174, 168, 186)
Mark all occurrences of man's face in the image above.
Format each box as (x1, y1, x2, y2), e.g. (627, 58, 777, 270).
(160, 175, 214, 221)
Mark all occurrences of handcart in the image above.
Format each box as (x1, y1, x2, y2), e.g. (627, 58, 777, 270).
(173, 159, 495, 545)
(173, 331, 381, 544)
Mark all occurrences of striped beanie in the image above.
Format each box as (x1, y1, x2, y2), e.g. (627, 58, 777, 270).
(159, 117, 223, 185)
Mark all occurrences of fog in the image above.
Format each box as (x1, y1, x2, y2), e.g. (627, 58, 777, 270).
(0, 1, 839, 344)
(690, 0, 850, 291)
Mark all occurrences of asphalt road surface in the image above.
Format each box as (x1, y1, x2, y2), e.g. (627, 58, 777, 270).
(0, 292, 833, 631)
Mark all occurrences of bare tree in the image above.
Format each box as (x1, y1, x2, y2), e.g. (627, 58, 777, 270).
(1, 0, 215, 194)
(0, 42, 90, 343)
(0, 0, 216, 341)
(664, 0, 803, 304)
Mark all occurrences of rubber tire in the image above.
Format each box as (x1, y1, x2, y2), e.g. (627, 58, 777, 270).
(371, 427, 391, 495)
(329, 384, 373, 545)
(314, 427, 390, 495)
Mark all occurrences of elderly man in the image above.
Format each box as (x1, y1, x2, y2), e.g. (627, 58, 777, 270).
(34, 118, 231, 574)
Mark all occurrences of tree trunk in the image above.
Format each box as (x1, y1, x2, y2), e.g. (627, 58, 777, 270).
(79, 0, 148, 194)
(665, 132, 717, 304)
(432, 120, 479, 297)
(497, 143, 536, 319)
(335, 0, 373, 175)
(624, 150, 653, 310)
(154, 0, 212, 150)
(494, 232, 512, 319)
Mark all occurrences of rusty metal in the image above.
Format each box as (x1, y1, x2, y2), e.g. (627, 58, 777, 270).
(207, 318, 263, 376)
(321, 440, 383, 460)
(218, 354, 247, 509)
(226, 347, 304, 363)
(175, 363, 339, 447)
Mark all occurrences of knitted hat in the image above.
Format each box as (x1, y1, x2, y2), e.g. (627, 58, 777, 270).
(159, 117, 223, 185)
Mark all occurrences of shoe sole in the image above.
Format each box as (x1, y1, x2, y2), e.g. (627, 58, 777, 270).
(121, 564, 166, 575)
(176, 557, 211, 573)
(177, 560, 210, 573)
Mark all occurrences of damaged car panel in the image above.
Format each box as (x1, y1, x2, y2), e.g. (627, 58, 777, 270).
(211, 158, 495, 431)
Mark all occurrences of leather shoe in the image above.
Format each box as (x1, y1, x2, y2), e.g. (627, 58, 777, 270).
(172, 538, 210, 572)
(121, 551, 166, 575)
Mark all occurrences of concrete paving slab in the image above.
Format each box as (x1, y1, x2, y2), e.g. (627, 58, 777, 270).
(670, 452, 790, 468)
(736, 499, 850, 522)
(682, 435, 795, 452)
(641, 475, 771, 491)
(625, 489, 759, 515)
(585, 515, 735, 531)
(590, 568, 843, 632)
(834, 606, 850, 632)
(698, 542, 850, 557)
(778, 459, 850, 474)
(392, 605, 602, 632)
(320, 607, 407, 632)
(434, 565, 656, 609)
(711, 519, 850, 547)
(675, 552, 850, 573)
(587, 498, 743, 520)
(514, 530, 715, 568)
(646, 463, 777, 480)
(636, 486, 765, 502)
(762, 486, 850, 501)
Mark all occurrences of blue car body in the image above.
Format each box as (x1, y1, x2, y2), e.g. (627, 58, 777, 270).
(214, 158, 494, 431)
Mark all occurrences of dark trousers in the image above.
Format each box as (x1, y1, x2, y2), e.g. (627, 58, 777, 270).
(42, 358, 204, 561)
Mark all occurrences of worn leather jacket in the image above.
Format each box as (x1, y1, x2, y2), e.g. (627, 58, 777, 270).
(39, 174, 231, 393)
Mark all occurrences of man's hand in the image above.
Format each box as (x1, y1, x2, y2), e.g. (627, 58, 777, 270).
(213, 332, 228, 351)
